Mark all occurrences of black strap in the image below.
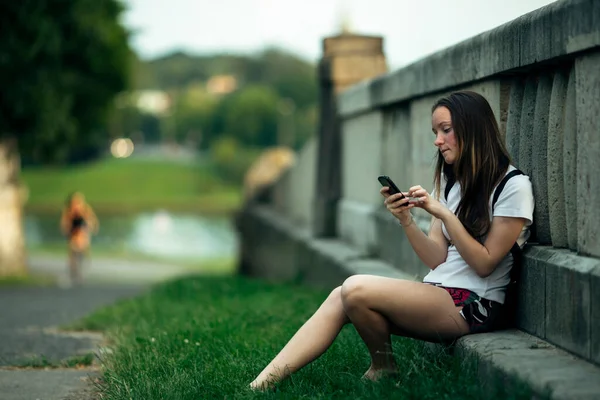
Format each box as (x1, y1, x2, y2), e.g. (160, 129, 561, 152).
(494, 169, 525, 283)
(445, 169, 524, 205)
(492, 169, 524, 209)
(444, 178, 454, 201)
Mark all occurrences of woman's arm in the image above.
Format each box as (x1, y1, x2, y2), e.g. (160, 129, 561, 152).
(382, 189, 448, 269)
(438, 210, 526, 277)
(401, 215, 449, 269)
(85, 205, 99, 233)
(408, 185, 526, 277)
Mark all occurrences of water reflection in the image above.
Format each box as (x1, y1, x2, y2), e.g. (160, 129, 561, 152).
(25, 210, 237, 261)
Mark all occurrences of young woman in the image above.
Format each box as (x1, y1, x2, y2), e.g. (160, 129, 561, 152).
(60, 192, 99, 285)
(249, 90, 535, 389)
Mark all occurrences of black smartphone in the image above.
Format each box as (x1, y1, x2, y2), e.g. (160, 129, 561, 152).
(377, 175, 406, 198)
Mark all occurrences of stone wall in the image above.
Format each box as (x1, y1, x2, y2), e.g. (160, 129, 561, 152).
(236, 0, 600, 369)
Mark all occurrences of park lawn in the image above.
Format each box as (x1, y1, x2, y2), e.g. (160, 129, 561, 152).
(21, 157, 242, 214)
(71, 275, 534, 400)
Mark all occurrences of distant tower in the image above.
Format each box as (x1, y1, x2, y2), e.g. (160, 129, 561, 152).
(321, 5, 388, 93)
(312, 5, 388, 237)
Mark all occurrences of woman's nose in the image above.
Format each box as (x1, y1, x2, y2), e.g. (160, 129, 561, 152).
(434, 133, 443, 147)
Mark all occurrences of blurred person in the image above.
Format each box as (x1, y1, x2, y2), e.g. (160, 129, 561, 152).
(60, 192, 99, 285)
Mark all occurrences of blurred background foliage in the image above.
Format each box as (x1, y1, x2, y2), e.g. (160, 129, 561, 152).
(0, 0, 132, 165)
(1, 0, 318, 185)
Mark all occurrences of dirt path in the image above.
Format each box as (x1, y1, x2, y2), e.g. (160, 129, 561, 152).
(0, 255, 194, 399)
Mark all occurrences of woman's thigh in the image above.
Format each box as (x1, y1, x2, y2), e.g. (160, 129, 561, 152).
(341, 275, 469, 342)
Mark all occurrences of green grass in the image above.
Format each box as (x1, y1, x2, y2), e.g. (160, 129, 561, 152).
(21, 158, 242, 214)
(72, 275, 534, 399)
(0, 273, 56, 287)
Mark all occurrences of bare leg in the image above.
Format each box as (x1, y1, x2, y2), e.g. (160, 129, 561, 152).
(341, 275, 469, 381)
(250, 286, 349, 390)
(68, 248, 79, 286)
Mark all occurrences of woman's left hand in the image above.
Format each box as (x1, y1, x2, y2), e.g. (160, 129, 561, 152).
(407, 185, 448, 220)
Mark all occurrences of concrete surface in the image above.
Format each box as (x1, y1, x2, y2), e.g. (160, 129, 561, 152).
(0, 255, 194, 400)
(0, 370, 99, 400)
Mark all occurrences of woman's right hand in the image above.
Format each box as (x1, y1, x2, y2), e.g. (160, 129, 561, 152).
(380, 187, 414, 225)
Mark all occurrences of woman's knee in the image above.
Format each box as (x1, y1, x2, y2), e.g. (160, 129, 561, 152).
(340, 275, 371, 309)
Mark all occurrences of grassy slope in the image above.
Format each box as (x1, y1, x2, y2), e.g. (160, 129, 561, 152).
(21, 158, 241, 214)
(71, 275, 534, 400)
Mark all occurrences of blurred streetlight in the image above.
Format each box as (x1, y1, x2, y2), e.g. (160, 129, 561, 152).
(111, 138, 135, 158)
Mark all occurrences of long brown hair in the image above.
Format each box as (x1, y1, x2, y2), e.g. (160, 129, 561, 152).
(432, 91, 511, 239)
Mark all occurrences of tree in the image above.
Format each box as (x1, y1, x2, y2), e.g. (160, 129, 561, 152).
(166, 83, 219, 147)
(224, 85, 280, 147)
(0, 0, 131, 276)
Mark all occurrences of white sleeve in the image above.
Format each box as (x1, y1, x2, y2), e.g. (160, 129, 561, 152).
(492, 174, 535, 225)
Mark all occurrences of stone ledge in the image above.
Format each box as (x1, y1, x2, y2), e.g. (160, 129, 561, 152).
(456, 330, 600, 400)
(518, 246, 600, 364)
(339, 0, 600, 117)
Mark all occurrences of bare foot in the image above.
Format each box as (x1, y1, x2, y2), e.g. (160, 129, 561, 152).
(249, 379, 276, 392)
(361, 366, 399, 382)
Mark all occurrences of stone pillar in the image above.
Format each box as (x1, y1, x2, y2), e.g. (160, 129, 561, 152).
(312, 32, 387, 237)
(0, 136, 27, 277)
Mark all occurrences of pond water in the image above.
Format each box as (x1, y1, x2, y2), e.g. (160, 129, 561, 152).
(24, 211, 238, 261)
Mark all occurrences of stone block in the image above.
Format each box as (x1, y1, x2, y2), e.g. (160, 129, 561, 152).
(547, 70, 569, 248)
(288, 138, 317, 228)
(531, 74, 552, 244)
(575, 52, 600, 257)
(237, 206, 309, 283)
(545, 249, 597, 361)
(563, 67, 578, 251)
(302, 238, 365, 289)
(341, 111, 384, 205)
(457, 330, 600, 400)
(590, 265, 600, 365)
(338, 80, 371, 116)
(518, 246, 550, 337)
(337, 199, 378, 254)
(380, 107, 410, 192)
(506, 79, 524, 164)
(518, 77, 537, 177)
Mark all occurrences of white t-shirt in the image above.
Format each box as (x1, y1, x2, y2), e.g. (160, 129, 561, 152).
(422, 165, 535, 303)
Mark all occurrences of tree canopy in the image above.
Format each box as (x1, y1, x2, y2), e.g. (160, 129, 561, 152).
(135, 48, 318, 151)
(0, 0, 132, 164)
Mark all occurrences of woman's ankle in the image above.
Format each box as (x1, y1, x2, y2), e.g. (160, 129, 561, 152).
(362, 365, 399, 382)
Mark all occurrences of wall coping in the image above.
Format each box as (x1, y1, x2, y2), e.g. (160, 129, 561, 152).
(338, 0, 600, 117)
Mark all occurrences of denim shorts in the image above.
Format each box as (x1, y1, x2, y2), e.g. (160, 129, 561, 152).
(439, 286, 503, 334)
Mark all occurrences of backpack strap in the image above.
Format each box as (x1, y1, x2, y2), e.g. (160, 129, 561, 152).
(492, 169, 525, 283)
(444, 169, 524, 206)
(492, 169, 524, 210)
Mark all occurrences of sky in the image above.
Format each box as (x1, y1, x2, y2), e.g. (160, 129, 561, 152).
(122, 0, 557, 69)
